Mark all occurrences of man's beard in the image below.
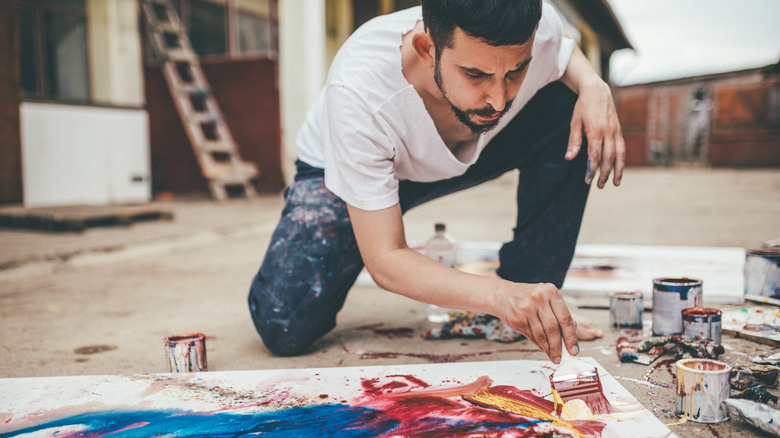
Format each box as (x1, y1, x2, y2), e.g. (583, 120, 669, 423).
(434, 59, 513, 135)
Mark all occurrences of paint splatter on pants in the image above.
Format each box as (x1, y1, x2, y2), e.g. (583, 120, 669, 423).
(248, 82, 591, 356)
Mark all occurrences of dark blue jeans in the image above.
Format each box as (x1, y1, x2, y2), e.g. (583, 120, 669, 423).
(248, 82, 591, 356)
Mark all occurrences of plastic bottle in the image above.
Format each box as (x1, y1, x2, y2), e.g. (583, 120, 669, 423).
(424, 223, 458, 323)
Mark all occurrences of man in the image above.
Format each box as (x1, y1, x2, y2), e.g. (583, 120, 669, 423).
(248, 0, 625, 363)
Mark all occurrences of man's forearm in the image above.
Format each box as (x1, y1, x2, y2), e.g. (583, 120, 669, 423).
(560, 45, 603, 94)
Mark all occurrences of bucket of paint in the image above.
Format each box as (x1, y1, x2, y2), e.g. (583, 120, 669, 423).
(609, 291, 643, 329)
(682, 307, 722, 345)
(675, 358, 731, 423)
(652, 278, 702, 336)
(164, 332, 207, 372)
(744, 249, 780, 299)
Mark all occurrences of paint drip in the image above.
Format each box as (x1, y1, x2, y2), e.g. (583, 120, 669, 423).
(609, 291, 644, 329)
(652, 278, 703, 336)
(682, 307, 722, 345)
(675, 358, 731, 423)
(164, 332, 207, 372)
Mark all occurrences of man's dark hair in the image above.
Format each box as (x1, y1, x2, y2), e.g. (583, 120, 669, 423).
(421, 0, 542, 59)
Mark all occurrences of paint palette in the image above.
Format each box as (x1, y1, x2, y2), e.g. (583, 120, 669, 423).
(0, 360, 676, 437)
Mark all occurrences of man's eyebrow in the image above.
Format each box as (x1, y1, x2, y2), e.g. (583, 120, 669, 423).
(459, 57, 533, 76)
(510, 57, 533, 73)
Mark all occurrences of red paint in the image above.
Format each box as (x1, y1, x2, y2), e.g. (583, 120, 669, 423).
(706, 423, 723, 438)
(357, 375, 610, 437)
(643, 358, 678, 415)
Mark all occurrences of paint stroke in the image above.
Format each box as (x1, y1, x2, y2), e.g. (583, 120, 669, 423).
(1, 405, 395, 438)
(2, 375, 621, 438)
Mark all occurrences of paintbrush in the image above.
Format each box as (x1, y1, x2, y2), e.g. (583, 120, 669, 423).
(549, 341, 606, 411)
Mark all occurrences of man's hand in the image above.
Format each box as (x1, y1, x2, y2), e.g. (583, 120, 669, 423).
(565, 77, 625, 188)
(492, 282, 579, 364)
(561, 46, 625, 189)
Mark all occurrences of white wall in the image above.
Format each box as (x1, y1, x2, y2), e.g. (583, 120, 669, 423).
(20, 103, 150, 208)
(88, 0, 145, 107)
(278, 0, 328, 184)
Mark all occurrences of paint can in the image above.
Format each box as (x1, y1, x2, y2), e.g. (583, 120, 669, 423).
(652, 278, 702, 336)
(609, 291, 644, 329)
(682, 307, 722, 345)
(744, 249, 780, 299)
(675, 358, 731, 423)
(164, 332, 207, 372)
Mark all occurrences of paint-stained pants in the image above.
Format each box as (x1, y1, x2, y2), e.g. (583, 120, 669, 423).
(248, 82, 591, 356)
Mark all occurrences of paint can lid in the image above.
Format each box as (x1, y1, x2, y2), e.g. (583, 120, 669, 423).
(681, 307, 722, 317)
(610, 290, 643, 299)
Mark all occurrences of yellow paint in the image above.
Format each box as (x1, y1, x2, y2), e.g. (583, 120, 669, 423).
(560, 399, 594, 419)
(665, 416, 688, 426)
(469, 387, 583, 438)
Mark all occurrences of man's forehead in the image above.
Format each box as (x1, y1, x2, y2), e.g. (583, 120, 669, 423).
(444, 27, 535, 68)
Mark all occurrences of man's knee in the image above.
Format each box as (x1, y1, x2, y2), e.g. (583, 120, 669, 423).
(247, 293, 333, 357)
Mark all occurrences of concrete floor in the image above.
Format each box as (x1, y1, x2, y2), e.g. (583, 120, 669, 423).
(1, 167, 779, 437)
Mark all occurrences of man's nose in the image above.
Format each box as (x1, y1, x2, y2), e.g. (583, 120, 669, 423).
(485, 79, 508, 112)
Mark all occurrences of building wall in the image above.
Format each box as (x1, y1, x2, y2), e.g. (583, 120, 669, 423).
(614, 67, 780, 167)
(88, 0, 145, 107)
(710, 79, 780, 166)
(145, 58, 284, 196)
(0, 0, 22, 204)
(12, 0, 151, 207)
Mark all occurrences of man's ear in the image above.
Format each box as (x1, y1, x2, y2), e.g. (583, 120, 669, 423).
(412, 32, 436, 69)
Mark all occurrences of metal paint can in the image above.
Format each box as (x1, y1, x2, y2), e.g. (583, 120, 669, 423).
(164, 332, 207, 372)
(682, 307, 722, 345)
(652, 278, 703, 336)
(609, 291, 644, 329)
(675, 358, 731, 423)
(745, 249, 780, 299)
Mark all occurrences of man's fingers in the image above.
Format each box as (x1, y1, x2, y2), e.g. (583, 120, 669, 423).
(613, 132, 626, 186)
(585, 138, 602, 185)
(552, 302, 579, 356)
(527, 317, 551, 360)
(597, 135, 615, 189)
(566, 119, 583, 160)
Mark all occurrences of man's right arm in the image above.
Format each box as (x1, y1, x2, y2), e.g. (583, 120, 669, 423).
(346, 202, 580, 363)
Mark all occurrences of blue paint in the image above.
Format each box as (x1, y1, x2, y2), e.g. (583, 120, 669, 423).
(2, 405, 555, 437)
(1, 405, 396, 438)
(653, 278, 702, 300)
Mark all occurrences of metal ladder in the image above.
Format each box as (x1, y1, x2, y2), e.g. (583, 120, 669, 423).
(140, 0, 258, 200)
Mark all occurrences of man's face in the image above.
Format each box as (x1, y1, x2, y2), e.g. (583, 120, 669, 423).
(433, 27, 535, 134)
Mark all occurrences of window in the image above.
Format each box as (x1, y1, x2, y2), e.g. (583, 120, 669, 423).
(18, 0, 89, 102)
(187, 0, 228, 57)
(179, 0, 276, 59)
(237, 10, 271, 55)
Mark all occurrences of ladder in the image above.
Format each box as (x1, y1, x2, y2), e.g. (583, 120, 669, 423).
(140, 0, 258, 200)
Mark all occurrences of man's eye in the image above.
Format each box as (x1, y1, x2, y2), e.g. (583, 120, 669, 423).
(465, 72, 485, 80)
(507, 68, 526, 80)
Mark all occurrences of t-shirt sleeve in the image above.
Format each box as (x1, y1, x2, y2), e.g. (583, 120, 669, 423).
(321, 84, 400, 210)
(536, 2, 576, 85)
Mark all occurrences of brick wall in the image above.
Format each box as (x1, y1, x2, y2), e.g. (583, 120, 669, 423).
(614, 66, 780, 167)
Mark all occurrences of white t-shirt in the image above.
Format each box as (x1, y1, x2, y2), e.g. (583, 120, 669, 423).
(296, 3, 575, 211)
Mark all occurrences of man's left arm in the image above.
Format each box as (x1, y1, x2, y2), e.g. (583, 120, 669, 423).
(560, 45, 625, 188)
